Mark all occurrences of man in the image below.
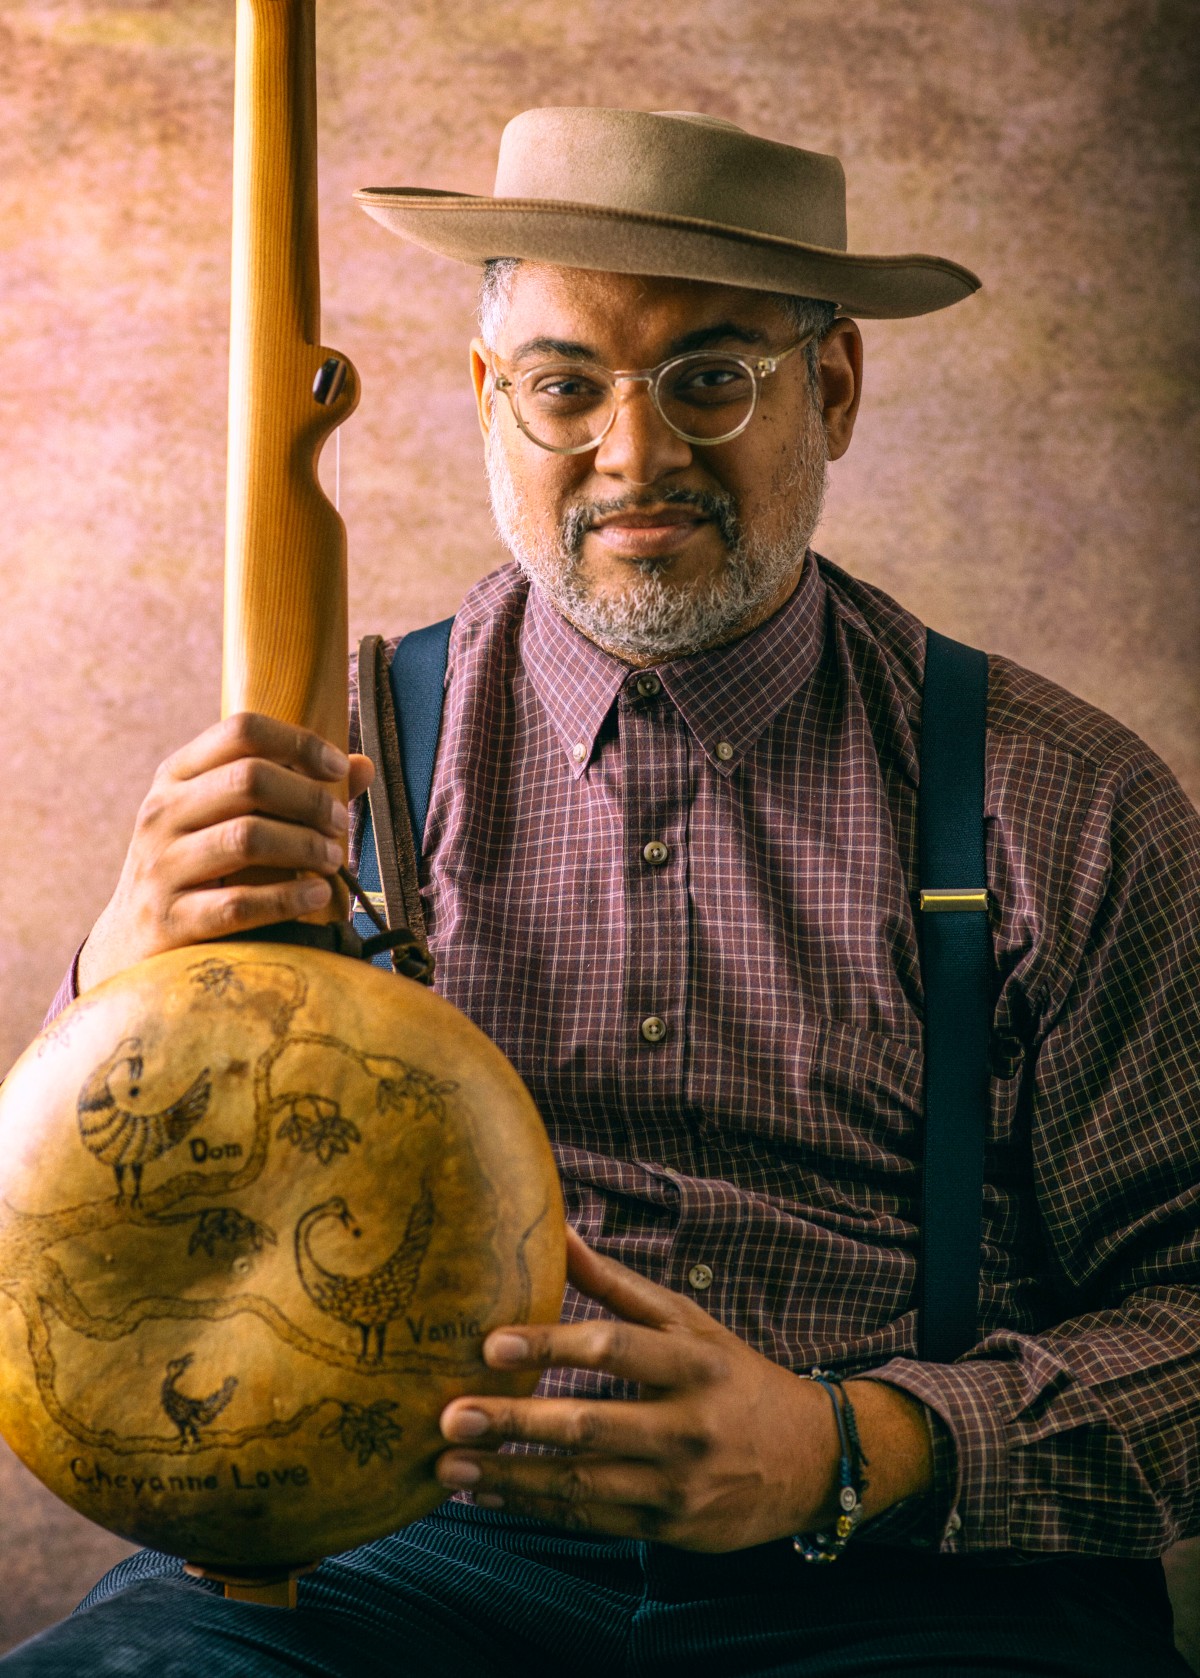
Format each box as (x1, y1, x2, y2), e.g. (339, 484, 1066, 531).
(7, 108, 1198, 1676)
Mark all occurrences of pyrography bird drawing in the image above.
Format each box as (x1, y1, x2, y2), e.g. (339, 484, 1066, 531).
(161, 1353, 238, 1447)
(76, 1036, 212, 1202)
(295, 1191, 435, 1361)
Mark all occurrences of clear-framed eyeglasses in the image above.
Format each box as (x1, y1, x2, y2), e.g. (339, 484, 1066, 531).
(490, 332, 816, 455)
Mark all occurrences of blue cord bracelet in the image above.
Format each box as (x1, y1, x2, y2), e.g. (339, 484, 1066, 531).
(792, 1369, 870, 1563)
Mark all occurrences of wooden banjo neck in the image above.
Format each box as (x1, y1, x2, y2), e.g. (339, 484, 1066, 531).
(223, 0, 358, 919)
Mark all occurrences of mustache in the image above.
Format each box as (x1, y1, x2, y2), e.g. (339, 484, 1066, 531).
(561, 487, 740, 562)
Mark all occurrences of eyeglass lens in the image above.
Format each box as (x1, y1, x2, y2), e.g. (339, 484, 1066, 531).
(516, 356, 757, 450)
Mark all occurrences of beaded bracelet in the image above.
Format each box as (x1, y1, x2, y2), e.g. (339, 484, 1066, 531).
(792, 1368, 871, 1564)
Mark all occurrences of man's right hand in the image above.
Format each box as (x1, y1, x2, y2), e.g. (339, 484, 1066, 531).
(77, 713, 374, 994)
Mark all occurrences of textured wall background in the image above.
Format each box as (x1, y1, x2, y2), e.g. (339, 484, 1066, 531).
(0, 0, 1196, 1659)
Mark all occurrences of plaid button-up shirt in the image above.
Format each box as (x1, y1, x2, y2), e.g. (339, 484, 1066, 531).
(357, 552, 1199, 1561)
(51, 550, 1200, 1560)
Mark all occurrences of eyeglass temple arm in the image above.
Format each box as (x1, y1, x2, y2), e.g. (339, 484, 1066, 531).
(755, 330, 817, 375)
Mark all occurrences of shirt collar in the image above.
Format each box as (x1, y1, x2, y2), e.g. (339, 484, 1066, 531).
(520, 555, 827, 779)
(521, 585, 628, 776)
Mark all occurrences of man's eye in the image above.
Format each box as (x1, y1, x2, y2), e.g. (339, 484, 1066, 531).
(672, 362, 751, 402)
(530, 374, 605, 402)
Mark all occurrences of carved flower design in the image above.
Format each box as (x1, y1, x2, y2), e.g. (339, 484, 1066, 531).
(375, 1067, 457, 1124)
(189, 958, 244, 998)
(276, 1094, 361, 1165)
(320, 1399, 404, 1466)
(187, 1207, 277, 1258)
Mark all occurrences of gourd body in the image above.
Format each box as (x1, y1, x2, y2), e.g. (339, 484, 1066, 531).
(0, 943, 565, 1568)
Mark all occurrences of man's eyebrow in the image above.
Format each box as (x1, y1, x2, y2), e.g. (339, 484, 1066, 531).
(508, 322, 769, 365)
(510, 336, 597, 363)
(664, 322, 768, 356)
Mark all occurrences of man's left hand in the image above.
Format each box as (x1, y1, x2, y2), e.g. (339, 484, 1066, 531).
(437, 1228, 855, 1551)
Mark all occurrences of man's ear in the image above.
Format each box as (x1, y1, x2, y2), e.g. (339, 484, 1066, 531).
(817, 318, 863, 461)
(470, 338, 494, 443)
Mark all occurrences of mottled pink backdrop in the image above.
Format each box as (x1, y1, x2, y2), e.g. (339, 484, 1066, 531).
(0, 0, 1196, 1660)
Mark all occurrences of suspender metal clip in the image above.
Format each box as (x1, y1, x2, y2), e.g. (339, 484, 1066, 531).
(919, 888, 989, 913)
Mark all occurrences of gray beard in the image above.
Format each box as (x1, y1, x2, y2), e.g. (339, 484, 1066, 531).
(485, 409, 828, 662)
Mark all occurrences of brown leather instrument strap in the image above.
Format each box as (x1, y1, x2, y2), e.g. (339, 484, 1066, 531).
(356, 634, 430, 959)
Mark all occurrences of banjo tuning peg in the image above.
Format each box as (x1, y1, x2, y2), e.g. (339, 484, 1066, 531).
(312, 357, 347, 406)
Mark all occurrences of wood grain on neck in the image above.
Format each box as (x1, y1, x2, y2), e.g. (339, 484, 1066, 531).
(223, 0, 357, 918)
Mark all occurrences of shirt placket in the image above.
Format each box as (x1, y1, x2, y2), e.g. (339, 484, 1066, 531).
(616, 672, 690, 1116)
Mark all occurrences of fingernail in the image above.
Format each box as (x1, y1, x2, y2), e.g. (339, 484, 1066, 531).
(329, 801, 349, 834)
(321, 744, 350, 777)
(485, 1332, 529, 1367)
(298, 879, 331, 908)
(444, 1407, 489, 1441)
(323, 839, 343, 867)
(439, 1456, 481, 1488)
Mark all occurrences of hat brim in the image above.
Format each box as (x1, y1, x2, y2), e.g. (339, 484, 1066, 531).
(354, 188, 980, 319)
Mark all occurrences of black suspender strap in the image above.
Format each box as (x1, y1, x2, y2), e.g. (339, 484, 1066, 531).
(917, 628, 992, 1362)
(388, 617, 456, 849)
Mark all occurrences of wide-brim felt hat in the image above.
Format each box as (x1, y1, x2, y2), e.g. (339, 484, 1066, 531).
(355, 107, 981, 320)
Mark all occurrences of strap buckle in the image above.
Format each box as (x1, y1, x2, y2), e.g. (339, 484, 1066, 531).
(919, 888, 989, 914)
(351, 889, 388, 920)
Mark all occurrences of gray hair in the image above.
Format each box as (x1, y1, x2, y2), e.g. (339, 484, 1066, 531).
(476, 256, 836, 399)
(477, 255, 524, 349)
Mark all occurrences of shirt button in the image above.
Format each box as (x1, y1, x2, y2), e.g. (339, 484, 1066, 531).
(715, 740, 734, 762)
(642, 840, 669, 866)
(571, 741, 587, 762)
(687, 1262, 714, 1291)
(640, 1015, 667, 1044)
(634, 673, 661, 698)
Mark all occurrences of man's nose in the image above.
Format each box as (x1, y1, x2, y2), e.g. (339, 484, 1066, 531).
(591, 377, 694, 485)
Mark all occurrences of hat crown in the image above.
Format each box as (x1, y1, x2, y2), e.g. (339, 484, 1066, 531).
(493, 107, 848, 254)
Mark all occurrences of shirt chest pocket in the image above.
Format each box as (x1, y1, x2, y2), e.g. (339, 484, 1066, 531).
(803, 1016, 922, 1174)
(713, 1016, 923, 1208)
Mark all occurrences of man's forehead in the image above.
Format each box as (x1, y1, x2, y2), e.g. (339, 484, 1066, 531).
(497, 263, 789, 360)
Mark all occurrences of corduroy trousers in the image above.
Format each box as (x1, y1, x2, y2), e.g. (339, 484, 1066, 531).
(1, 1502, 1191, 1677)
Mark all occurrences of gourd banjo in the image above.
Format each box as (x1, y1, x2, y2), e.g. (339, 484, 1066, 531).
(0, 0, 565, 1608)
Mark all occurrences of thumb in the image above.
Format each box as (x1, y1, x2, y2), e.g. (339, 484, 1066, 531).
(348, 753, 375, 801)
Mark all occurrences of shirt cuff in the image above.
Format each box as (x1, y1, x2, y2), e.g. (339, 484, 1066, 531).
(856, 1358, 1013, 1554)
(43, 944, 85, 1029)
(853, 1381, 961, 1551)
